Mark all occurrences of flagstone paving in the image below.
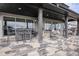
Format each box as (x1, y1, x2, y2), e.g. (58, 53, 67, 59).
(0, 32, 79, 56)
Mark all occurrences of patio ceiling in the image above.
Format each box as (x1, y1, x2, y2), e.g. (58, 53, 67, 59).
(0, 3, 78, 22)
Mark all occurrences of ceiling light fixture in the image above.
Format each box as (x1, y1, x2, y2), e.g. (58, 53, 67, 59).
(47, 14, 48, 16)
(18, 7, 22, 10)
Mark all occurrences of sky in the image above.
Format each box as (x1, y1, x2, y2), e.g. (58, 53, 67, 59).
(66, 3, 79, 13)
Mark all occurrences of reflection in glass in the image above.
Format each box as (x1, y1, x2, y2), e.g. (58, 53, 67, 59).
(3, 17, 34, 36)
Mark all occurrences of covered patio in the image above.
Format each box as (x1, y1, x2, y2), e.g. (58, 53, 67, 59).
(0, 3, 79, 42)
(0, 3, 79, 56)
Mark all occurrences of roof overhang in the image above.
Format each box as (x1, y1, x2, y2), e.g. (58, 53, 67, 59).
(0, 3, 78, 22)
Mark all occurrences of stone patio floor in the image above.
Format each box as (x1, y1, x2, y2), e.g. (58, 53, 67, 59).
(0, 33, 79, 56)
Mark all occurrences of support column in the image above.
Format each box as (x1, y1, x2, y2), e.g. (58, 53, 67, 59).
(62, 23, 65, 36)
(15, 18, 16, 35)
(64, 16, 68, 38)
(38, 8, 43, 43)
(35, 21, 38, 32)
(76, 19, 79, 35)
(0, 16, 4, 37)
(27, 21, 28, 29)
(43, 20, 45, 31)
(54, 23, 56, 30)
(32, 20, 37, 32)
(32, 20, 35, 30)
(50, 22, 52, 38)
(25, 19, 27, 28)
(4, 20, 7, 35)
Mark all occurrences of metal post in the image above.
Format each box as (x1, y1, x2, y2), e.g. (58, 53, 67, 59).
(77, 19, 79, 35)
(50, 22, 52, 38)
(52, 22, 54, 30)
(54, 23, 56, 30)
(62, 23, 64, 36)
(33, 20, 36, 31)
(32, 20, 34, 30)
(15, 17, 17, 42)
(25, 19, 28, 29)
(64, 16, 68, 38)
(38, 8, 43, 43)
(25, 19, 27, 28)
(4, 20, 7, 35)
(6, 21, 10, 44)
(35, 20, 38, 32)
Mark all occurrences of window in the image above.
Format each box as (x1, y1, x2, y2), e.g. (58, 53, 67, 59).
(16, 18, 26, 29)
(3, 16, 34, 36)
(27, 20, 33, 29)
(3, 17, 15, 35)
(44, 23, 51, 31)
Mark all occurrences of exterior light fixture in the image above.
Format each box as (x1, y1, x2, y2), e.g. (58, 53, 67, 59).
(34, 20, 37, 22)
(18, 8, 22, 10)
(47, 14, 48, 16)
